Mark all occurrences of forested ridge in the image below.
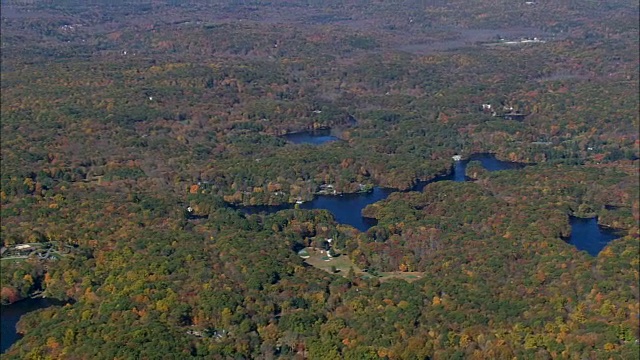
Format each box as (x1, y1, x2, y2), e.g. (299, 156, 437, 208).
(1, 0, 638, 359)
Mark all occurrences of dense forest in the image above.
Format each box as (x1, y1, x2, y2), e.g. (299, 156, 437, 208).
(1, 0, 638, 359)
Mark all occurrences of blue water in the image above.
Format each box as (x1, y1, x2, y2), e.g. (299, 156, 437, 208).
(567, 216, 620, 256)
(238, 153, 526, 231)
(282, 130, 339, 145)
(467, 153, 526, 172)
(296, 187, 394, 231)
(237, 188, 393, 231)
(1, 298, 65, 353)
(412, 153, 526, 190)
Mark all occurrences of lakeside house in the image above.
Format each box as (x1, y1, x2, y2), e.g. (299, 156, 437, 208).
(318, 184, 338, 195)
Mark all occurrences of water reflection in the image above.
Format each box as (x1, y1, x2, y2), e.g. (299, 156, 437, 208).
(1, 298, 67, 353)
(282, 129, 339, 145)
(236, 153, 527, 232)
(413, 153, 526, 191)
(567, 216, 620, 256)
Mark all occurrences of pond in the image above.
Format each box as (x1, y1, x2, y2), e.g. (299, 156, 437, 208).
(1, 298, 66, 353)
(281, 129, 339, 145)
(466, 153, 526, 172)
(296, 187, 393, 231)
(413, 153, 526, 189)
(237, 153, 526, 231)
(237, 187, 393, 232)
(567, 216, 621, 256)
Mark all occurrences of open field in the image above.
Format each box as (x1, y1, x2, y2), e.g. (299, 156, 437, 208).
(302, 247, 361, 275)
(301, 247, 424, 282)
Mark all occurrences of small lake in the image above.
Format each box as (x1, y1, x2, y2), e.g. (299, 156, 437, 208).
(282, 129, 339, 145)
(238, 187, 393, 231)
(567, 216, 621, 256)
(297, 187, 393, 231)
(413, 153, 526, 189)
(237, 153, 526, 231)
(1, 298, 65, 353)
(465, 153, 526, 172)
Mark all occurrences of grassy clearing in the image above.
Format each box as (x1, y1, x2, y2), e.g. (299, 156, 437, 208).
(301, 247, 424, 282)
(303, 247, 360, 275)
(378, 271, 424, 282)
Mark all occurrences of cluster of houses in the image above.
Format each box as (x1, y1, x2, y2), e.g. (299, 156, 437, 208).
(186, 327, 227, 340)
(480, 103, 527, 121)
(309, 238, 337, 262)
(297, 238, 336, 262)
(0, 243, 65, 261)
(58, 24, 82, 32)
(317, 184, 338, 195)
(0, 244, 37, 258)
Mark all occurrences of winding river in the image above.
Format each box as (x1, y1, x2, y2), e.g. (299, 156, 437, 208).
(240, 153, 525, 231)
(238, 146, 620, 256)
(0, 151, 621, 352)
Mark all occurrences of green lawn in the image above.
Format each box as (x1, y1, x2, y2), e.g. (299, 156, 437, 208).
(301, 247, 424, 282)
